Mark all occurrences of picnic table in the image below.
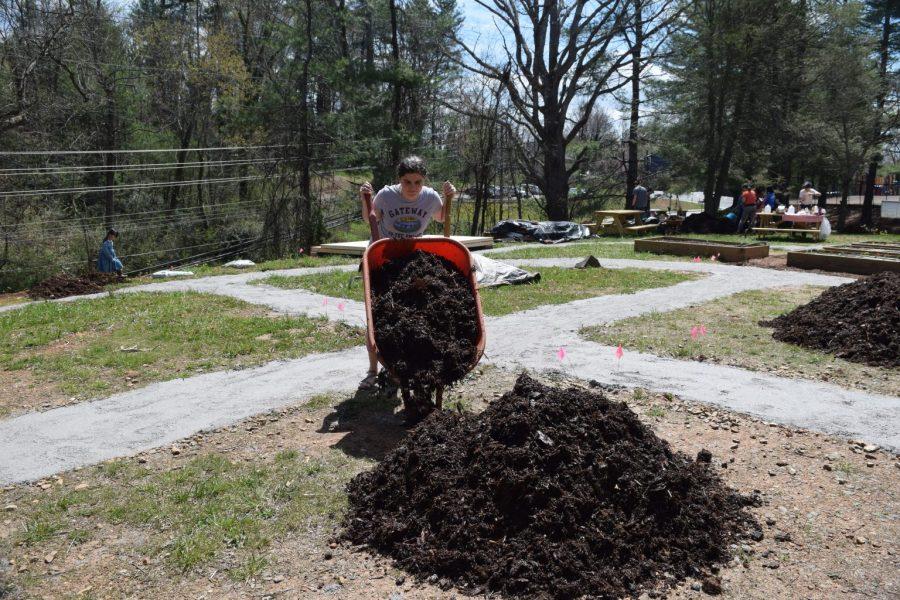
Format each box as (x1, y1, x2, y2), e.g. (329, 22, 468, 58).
(755, 213, 823, 241)
(594, 210, 658, 236)
(756, 212, 780, 228)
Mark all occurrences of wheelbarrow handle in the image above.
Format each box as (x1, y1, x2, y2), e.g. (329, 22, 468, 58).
(362, 189, 379, 241)
(443, 185, 453, 238)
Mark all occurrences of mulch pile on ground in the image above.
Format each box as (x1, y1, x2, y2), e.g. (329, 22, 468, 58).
(765, 271, 900, 368)
(371, 250, 478, 409)
(345, 374, 758, 599)
(28, 272, 117, 300)
(678, 212, 736, 234)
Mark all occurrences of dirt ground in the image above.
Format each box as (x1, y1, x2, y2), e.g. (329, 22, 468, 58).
(1, 368, 898, 600)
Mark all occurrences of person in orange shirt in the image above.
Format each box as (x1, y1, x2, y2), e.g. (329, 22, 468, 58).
(737, 183, 758, 234)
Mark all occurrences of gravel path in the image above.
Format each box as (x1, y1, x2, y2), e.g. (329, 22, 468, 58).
(2, 255, 897, 484)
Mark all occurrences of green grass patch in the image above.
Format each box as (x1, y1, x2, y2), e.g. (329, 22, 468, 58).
(492, 241, 690, 262)
(0, 291, 363, 400)
(581, 286, 900, 397)
(258, 266, 698, 317)
(109, 255, 358, 290)
(6, 450, 365, 578)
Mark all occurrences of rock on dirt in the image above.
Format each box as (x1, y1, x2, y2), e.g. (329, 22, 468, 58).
(344, 374, 758, 599)
(28, 272, 118, 300)
(762, 272, 899, 368)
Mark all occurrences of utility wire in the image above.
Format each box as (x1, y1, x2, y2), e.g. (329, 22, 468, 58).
(0, 144, 288, 157)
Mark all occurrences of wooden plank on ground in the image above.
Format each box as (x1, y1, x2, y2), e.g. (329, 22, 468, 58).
(313, 235, 494, 256)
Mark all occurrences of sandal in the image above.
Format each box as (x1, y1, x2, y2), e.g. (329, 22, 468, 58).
(358, 370, 378, 390)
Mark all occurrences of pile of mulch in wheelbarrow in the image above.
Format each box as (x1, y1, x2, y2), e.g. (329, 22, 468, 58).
(763, 271, 899, 368)
(371, 250, 478, 405)
(344, 374, 758, 599)
(28, 272, 118, 300)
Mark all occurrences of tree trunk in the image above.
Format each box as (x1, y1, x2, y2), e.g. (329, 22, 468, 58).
(862, 10, 891, 228)
(388, 0, 402, 168)
(168, 124, 194, 211)
(625, 0, 643, 209)
(299, 0, 314, 251)
(543, 139, 569, 221)
(838, 177, 850, 231)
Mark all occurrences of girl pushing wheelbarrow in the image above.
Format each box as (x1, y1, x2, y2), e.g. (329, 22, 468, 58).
(357, 156, 485, 423)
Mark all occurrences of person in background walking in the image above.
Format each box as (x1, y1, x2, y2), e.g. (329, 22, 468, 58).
(798, 181, 821, 210)
(97, 228, 124, 276)
(737, 184, 758, 234)
(632, 179, 650, 219)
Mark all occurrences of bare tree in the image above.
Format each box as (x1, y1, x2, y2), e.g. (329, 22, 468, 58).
(622, 0, 678, 208)
(450, 0, 631, 220)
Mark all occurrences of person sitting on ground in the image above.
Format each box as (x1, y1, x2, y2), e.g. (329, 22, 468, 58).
(97, 228, 124, 277)
(737, 183, 758, 234)
(632, 179, 650, 218)
(357, 155, 456, 390)
(798, 181, 821, 211)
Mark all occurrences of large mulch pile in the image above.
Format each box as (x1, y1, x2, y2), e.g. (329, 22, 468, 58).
(344, 374, 758, 599)
(371, 250, 479, 406)
(765, 271, 900, 368)
(28, 272, 118, 300)
(678, 212, 736, 234)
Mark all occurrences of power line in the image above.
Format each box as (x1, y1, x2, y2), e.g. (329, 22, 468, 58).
(0, 175, 270, 198)
(0, 144, 288, 157)
(0, 199, 259, 228)
(0, 156, 295, 177)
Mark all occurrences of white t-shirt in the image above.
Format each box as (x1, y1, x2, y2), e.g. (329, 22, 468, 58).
(798, 187, 820, 205)
(373, 184, 443, 239)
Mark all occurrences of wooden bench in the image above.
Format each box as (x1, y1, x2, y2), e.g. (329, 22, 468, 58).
(753, 227, 820, 241)
(625, 224, 659, 234)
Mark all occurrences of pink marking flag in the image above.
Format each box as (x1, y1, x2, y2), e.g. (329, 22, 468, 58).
(337, 302, 346, 312)
(299, 248, 304, 255)
(700, 325, 708, 336)
(615, 345, 624, 360)
(692, 256, 702, 263)
(710, 253, 718, 262)
(690, 326, 699, 340)
(557, 346, 567, 361)
(322, 297, 328, 306)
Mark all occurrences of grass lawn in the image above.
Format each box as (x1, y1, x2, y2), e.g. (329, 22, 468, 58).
(491, 240, 690, 262)
(110, 255, 358, 290)
(257, 266, 700, 316)
(1, 445, 366, 584)
(0, 292, 362, 417)
(581, 286, 899, 398)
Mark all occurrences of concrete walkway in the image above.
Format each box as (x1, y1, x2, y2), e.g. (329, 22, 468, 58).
(2, 254, 898, 484)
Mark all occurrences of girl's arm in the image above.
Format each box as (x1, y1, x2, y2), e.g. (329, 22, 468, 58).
(437, 181, 456, 223)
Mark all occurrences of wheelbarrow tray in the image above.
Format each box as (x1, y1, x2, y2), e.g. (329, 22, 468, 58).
(362, 237, 486, 378)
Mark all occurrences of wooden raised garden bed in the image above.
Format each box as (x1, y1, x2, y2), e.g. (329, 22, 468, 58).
(787, 242, 900, 275)
(634, 236, 769, 262)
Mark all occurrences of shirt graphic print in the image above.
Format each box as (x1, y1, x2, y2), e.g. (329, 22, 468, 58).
(373, 184, 442, 239)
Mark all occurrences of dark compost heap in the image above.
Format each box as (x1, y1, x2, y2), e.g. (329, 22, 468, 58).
(28, 272, 117, 300)
(345, 374, 758, 599)
(678, 212, 736, 234)
(765, 271, 900, 368)
(371, 250, 479, 399)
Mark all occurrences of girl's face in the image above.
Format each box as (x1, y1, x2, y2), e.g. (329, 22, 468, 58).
(399, 173, 425, 200)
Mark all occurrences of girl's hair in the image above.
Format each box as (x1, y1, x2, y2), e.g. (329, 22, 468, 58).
(766, 186, 774, 193)
(396, 155, 427, 178)
(106, 228, 118, 238)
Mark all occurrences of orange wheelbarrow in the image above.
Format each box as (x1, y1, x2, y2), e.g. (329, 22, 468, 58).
(360, 189, 486, 412)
